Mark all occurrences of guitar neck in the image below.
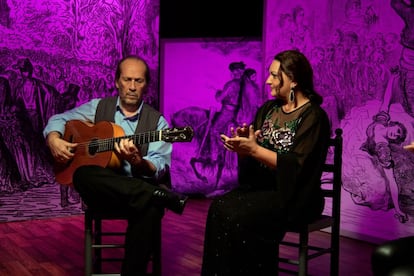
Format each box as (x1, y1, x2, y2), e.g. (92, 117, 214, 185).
(97, 130, 163, 153)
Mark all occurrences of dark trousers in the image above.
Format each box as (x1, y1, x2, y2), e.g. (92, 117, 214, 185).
(201, 189, 287, 276)
(73, 165, 163, 276)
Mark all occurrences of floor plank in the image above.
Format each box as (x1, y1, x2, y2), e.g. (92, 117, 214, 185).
(0, 198, 376, 275)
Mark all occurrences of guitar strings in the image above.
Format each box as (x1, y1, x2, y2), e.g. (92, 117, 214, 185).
(70, 130, 162, 153)
(68, 127, 190, 153)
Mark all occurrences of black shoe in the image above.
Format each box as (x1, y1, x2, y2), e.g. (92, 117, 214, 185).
(152, 189, 188, 215)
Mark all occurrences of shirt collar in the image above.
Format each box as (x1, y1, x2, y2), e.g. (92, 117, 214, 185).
(116, 97, 143, 122)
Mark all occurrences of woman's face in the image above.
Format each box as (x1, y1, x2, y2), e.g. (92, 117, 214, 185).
(295, 9, 304, 23)
(265, 60, 293, 100)
(386, 124, 404, 141)
(249, 73, 257, 82)
(332, 30, 342, 45)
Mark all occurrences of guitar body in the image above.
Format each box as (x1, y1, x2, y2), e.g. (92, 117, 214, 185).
(53, 119, 194, 186)
(54, 120, 124, 186)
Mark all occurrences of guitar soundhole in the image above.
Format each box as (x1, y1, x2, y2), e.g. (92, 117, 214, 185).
(88, 139, 99, 155)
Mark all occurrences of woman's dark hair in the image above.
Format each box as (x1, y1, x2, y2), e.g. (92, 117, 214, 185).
(115, 55, 151, 84)
(243, 68, 256, 79)
(274, 49, 323, 105)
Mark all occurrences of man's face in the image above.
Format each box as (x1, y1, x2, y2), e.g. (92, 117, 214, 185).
(20, 70, 30, 78)
(116, 58, 147, 108)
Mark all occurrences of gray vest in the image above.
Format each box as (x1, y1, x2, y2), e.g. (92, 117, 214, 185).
(95, 96, 162, 179)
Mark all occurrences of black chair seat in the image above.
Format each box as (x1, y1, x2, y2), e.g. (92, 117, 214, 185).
(286, 215, 333, 233)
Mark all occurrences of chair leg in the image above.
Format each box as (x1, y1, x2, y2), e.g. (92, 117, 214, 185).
(84, 211, 92, 276)
(151, 220, 162, 276)
(298, 231, 309, 276)
(330, 228, 340, 276)
(84, 212, 163, 275)
(275, 243, 280, 276)
(94, 218, 102, 273)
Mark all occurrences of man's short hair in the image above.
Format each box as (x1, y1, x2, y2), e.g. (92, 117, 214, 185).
(115, 56, 150, 83)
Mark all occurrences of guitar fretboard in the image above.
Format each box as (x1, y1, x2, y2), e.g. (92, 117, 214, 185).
(90, 130, 162, 153)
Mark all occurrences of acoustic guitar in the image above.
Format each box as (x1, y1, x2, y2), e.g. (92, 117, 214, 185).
(54, 120, 194, 186)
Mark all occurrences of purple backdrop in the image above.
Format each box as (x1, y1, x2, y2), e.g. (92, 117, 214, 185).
(161, 38, 263, 197)
(1, 0, 413, 245)
(0, 0, 160, 222)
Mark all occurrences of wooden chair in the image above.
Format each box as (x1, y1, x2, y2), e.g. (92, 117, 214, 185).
(277, 128, 343, 276)
(84, 209, 162, 276)
(83, 167, 172, 276)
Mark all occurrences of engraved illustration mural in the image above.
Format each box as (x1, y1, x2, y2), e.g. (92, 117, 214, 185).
(161, 39, 264, 197)
(0, 0, 160, 222)
(1, 0, 413, 244)
(264, 0, 414, 242)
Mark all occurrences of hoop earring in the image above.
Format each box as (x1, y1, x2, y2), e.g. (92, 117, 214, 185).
(289, 88, 295, 103)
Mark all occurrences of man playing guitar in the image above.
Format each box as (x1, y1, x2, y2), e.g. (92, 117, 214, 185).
(43, 55, 188, 275)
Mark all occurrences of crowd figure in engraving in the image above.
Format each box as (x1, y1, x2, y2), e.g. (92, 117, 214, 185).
(0, 49, 133, 202)
(267, 1, 403, 132)
(190, 61, 245, 187)
(264, 0, 414, 224)
(391, 0, 414, 118)
(308, 30, 398, 131)
(238, 68, 262, 125)
(0, 76, 21, 192)
(172, 61, 263, 192)
(0, 0, 161, 223)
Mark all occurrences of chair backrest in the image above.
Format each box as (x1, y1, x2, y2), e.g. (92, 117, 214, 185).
(320, 128, 343, 231)
(277, 129, 343, 276)
(278, 128, 343, 276)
